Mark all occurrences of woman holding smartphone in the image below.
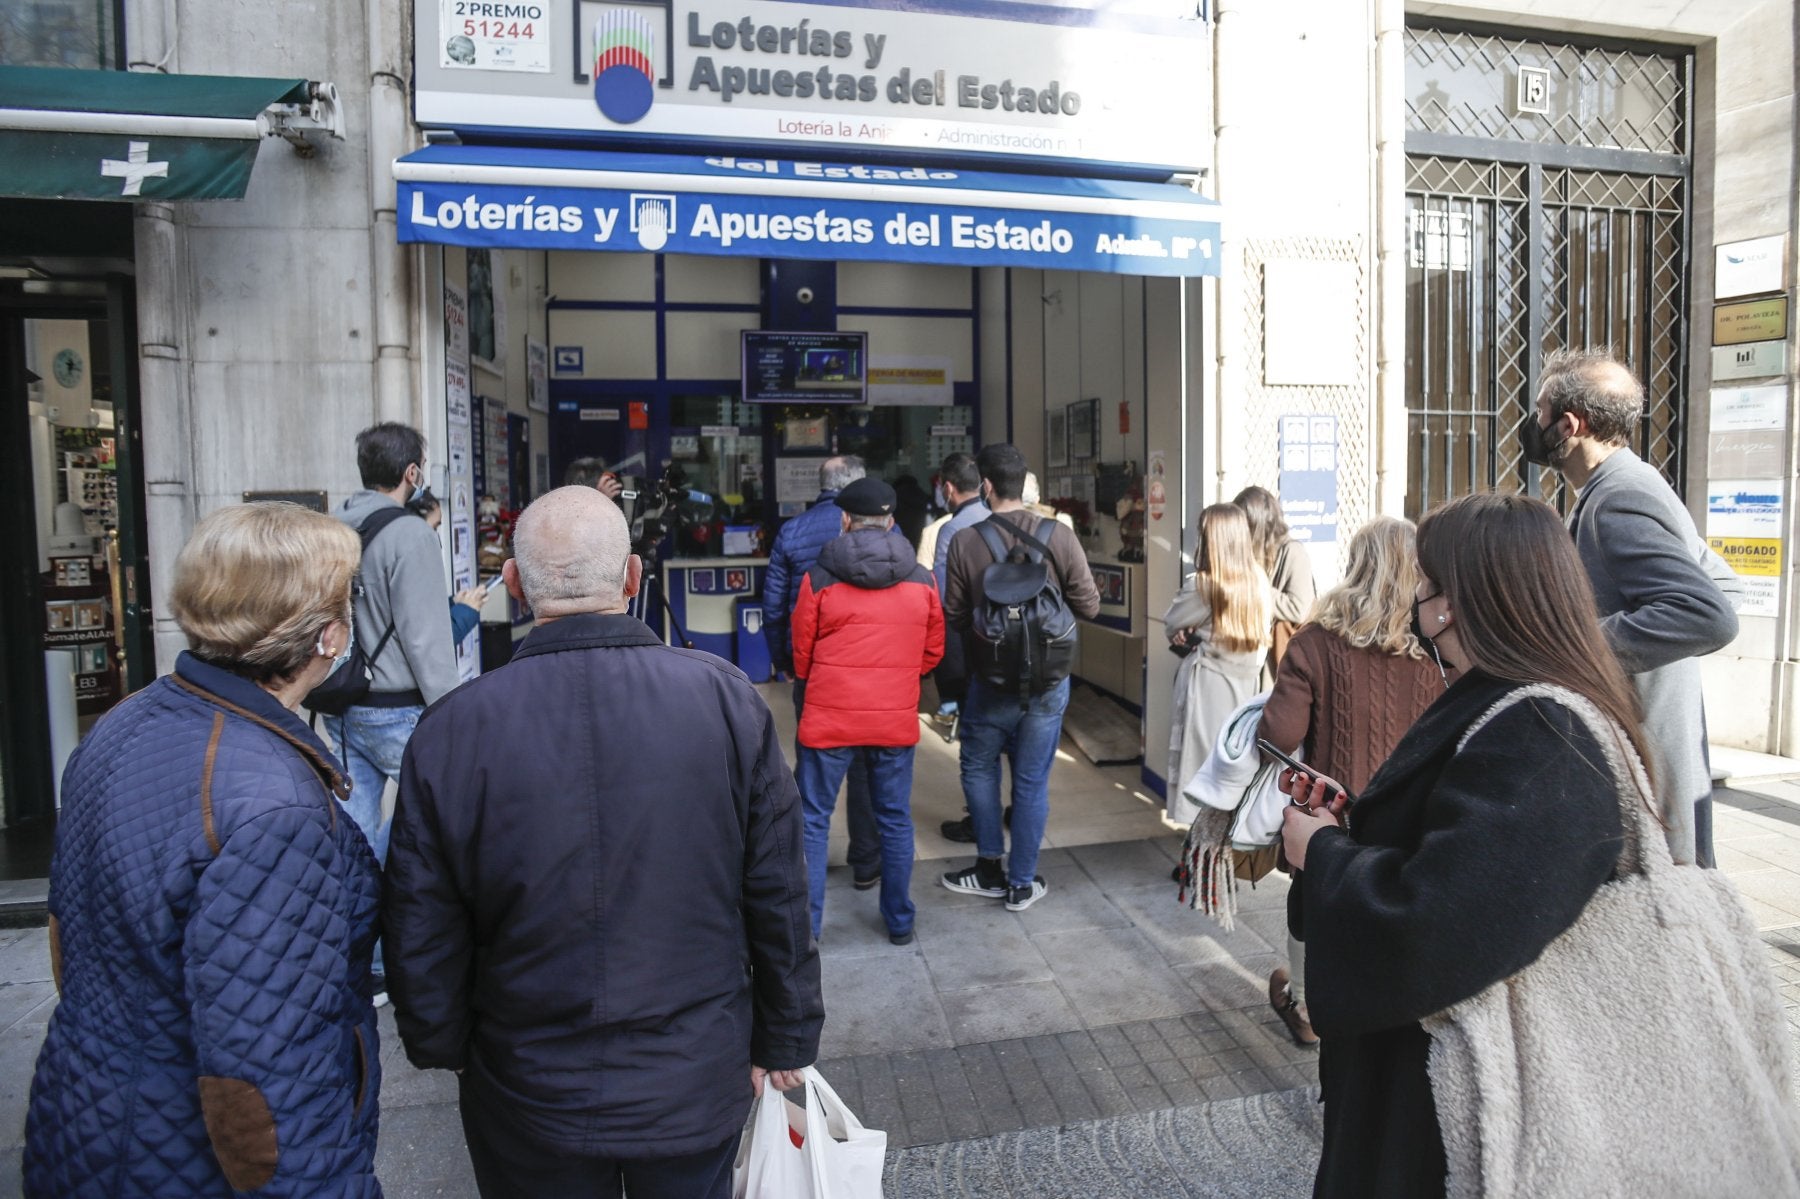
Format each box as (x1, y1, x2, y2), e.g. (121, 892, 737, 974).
(1256, 516, 1441, 1046)
(1162, 503, 1272, 826)
(1277, 492, 1664, 1196)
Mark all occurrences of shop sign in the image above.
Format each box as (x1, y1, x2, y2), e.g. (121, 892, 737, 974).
(1707, 536, 1782, 617)
(1713, 296, 1789, 347)
(1715, 235, 1787, 300)
(1713, 340, 1788, 382)
(399, 179, 1219, 276)
(413, 0, 1208, 171)
(1706, 480, 1784, 539)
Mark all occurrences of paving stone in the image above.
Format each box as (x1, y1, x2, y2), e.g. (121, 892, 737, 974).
(1032, 927, 1202, 1026)
(917, 907, 1054, 991)
(819, 951, 954, 1059)
(937, 979, 1083, 1045)
(1010, 864, 1131, 935)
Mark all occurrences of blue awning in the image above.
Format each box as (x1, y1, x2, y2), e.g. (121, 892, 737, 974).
(394, 145, 1220, 277)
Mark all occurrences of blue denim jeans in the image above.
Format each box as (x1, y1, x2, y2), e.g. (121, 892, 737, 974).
(796, 745, 918, 938)
(791, 682, 879, 877)
(958, 676, 1071, 888)
(324, 704, 422, 866)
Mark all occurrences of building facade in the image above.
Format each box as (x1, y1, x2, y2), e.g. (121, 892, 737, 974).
(0, 0, 1794, 867)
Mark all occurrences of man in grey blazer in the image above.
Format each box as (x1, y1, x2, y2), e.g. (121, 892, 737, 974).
(1527, 348, 1742, 866)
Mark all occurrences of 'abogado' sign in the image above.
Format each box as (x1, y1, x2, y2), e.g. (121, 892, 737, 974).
(413, 0, 1209, 172)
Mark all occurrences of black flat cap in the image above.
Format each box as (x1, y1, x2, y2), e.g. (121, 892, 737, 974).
(837, 477, 896, 516)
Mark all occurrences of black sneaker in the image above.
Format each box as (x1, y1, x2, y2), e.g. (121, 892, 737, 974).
(889, 930, 915, 947)
(852, 873, 880, 891)
(940, 816, 976, 843)
(941, 857, 1007, 897)
(1005, 877, 1048, 912)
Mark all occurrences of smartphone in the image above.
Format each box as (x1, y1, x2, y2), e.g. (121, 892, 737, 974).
(1255, 739, 1350, 806)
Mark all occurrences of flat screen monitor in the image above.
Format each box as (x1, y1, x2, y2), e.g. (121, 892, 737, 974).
(741, 331, 867, 404)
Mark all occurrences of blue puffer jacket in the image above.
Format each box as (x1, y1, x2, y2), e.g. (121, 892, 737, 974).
(763, 488, 904, 667)
(25, 653, 382, 1198)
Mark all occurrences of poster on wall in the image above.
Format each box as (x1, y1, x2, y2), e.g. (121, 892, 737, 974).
(438, 0, 550, 73)
(1278, 414, 1340, 548)
(527, 339, 549, 412)
(1706, 480, 1784, 539)
(467, 249, 504, 368)
(445, 277, 480, 681)
(867, 356, 953, 407)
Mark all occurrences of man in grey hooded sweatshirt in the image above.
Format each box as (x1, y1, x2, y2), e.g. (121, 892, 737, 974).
(330, 423, 461, 997)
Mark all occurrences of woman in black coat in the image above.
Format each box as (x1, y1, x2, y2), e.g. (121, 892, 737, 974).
(1279, 492, 1647, 1197)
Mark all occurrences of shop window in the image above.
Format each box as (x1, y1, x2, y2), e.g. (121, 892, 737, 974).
(2, 0, 122, 70)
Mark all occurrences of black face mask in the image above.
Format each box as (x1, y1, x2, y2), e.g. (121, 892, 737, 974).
(1411, 591, 1451, 687)
(1521, 414, 1568, 469)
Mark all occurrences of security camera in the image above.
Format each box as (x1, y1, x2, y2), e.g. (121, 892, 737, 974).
(796, 286, 815, 305)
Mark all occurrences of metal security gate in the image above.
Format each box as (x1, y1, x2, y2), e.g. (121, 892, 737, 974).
(1403, 23, 1691, 518)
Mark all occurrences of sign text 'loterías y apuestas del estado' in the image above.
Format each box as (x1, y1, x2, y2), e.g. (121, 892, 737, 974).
(415, 1, 1209, 172)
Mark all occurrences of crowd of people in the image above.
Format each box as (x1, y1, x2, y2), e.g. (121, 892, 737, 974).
(20, 348, 1800, 1197)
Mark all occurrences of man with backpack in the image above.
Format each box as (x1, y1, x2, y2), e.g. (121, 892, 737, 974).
(940, 443, 1100, 911)
(326, 423, 460, 999)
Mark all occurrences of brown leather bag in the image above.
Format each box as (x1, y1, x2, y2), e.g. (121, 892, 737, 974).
(1267, 619, 1300, 678)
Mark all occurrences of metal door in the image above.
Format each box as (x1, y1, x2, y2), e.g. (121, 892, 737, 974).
(1403, 23, 1691, 518)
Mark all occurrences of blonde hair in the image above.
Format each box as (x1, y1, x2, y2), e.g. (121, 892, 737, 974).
(1194, 503, 1272, 654)
(170, 503, 360, 683)
(1312, 516, 1426, 658)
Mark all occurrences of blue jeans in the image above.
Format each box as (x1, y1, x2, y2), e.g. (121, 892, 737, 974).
(796, 745, 917, 938)
(325, 704, 422, 865)
(958, 676, 1070, 888)
(791, 682, 879, 878)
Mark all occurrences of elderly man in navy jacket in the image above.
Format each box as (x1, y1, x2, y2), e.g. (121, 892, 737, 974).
(384, 485, 823, 1199)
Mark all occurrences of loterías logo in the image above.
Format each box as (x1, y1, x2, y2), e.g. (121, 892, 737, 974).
(593, 8, 656, 124)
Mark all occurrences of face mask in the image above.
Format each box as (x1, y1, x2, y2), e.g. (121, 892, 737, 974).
(317, 625, 355, 674)
(1522, 413, 1568, 469)
(1411, 592, 1450, 687)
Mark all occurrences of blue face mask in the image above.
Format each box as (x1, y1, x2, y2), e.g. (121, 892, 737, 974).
(317, 626, 355, 674)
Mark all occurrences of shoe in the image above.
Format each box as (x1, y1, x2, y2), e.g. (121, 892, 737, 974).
(852, 873, 880, 891)
(940, 816, 977, 843)
(373, 991, 390, 1010)
(1003, 805, 1013, 830)
(941, 857, 1007, 897)
(889, 930, 915, 946)
(370, 971, 388, 1010)
(1269, 968, 1318, 1047)
(1005, 877, 1048, 911)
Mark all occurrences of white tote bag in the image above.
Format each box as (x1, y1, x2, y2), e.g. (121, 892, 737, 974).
(732, 1067, 886, 1199)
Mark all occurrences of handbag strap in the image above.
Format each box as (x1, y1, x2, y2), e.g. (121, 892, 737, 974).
(1456, 683, 1664, 878)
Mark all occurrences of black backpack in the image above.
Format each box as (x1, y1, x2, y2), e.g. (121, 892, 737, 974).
(304, 506, 413, 717)
(969, 517, 1079, 699)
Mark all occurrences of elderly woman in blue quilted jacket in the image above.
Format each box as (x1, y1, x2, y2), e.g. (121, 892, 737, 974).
(25, 502, 383, 1198)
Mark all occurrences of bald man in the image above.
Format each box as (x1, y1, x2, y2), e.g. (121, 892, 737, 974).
(1528, 348, 1740, 867)
(384, 487, 823, 1199)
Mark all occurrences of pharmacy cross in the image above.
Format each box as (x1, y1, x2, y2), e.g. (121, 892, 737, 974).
(100, 141, 169, 196)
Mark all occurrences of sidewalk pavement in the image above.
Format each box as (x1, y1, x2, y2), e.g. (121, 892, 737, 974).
(2, 691, 1799, 1194)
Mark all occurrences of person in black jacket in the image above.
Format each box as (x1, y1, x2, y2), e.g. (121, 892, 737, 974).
(1277, 492, 1641, 1197)
(384, 485, 823, 1199)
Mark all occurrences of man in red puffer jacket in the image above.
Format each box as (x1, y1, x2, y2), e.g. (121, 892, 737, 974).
(792, 477, 944, 946)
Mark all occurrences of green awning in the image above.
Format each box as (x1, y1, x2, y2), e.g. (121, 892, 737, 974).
(0, 67, 308, 201)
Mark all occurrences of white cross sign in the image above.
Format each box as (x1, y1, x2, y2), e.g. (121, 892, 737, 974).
(100, 141, 169, 196)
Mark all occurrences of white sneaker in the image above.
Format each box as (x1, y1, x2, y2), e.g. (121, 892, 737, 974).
(373, 991, 390, 1010)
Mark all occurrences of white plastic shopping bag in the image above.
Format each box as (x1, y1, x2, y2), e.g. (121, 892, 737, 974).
(732, 1067, 886, 1199)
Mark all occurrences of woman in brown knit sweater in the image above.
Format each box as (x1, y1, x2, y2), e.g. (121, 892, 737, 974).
(1258, 516, 1443, 1044)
